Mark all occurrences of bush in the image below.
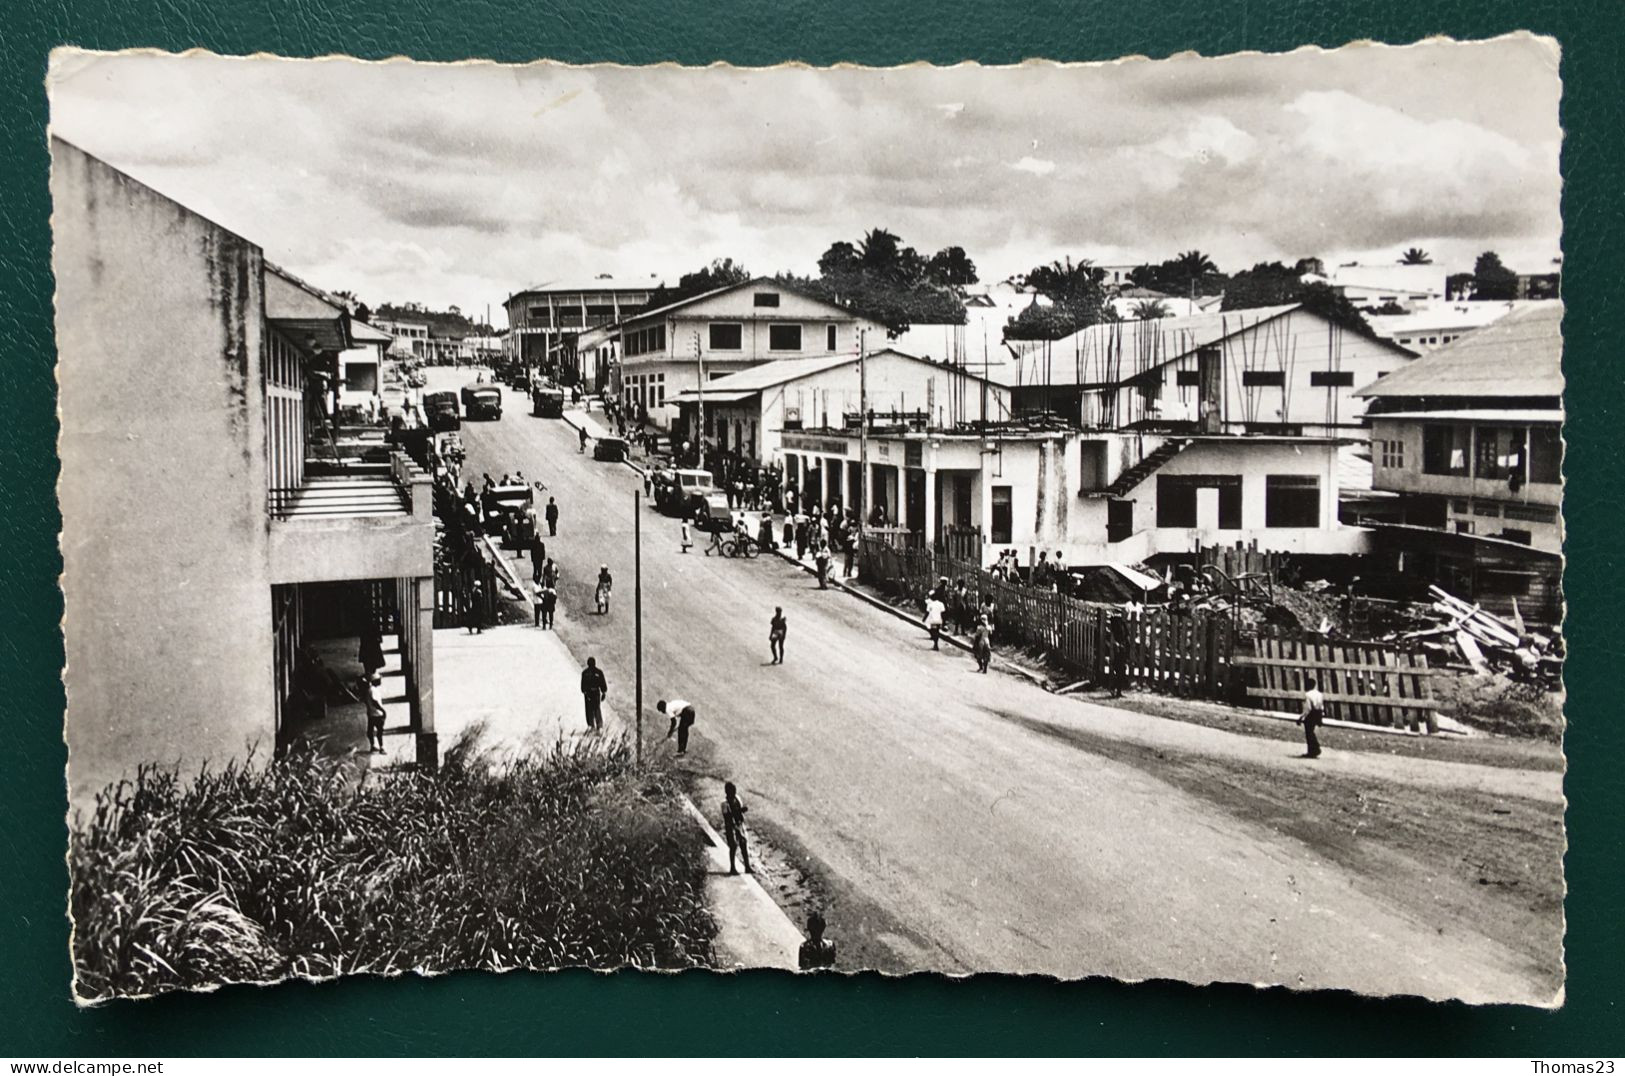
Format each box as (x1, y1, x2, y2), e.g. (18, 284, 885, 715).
(70, 734, 715, 1000)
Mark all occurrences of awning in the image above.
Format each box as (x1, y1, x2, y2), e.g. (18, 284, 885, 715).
(668, 389, 759, 405)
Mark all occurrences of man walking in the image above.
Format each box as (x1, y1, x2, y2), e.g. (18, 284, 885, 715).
(658, 698, 697, 756)
(530, 534, 547, 583)
(545, 496, 560, 536)
(578, 425, 589, 453)
(721, 781, 752, 875)
(814, 538, 832, 589)
(924, 591, 947, 651)
(580, 657, 608, 733)
(1298, 677, 1326, 759)
(540, 581, 557, 629)
(769, 606, 787, 664)
(972, 615, 993, 674)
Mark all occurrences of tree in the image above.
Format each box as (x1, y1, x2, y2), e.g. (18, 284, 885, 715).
(818, 241, 860, 278)
(926, 246, 979, 287)
(1473, 250, 1519, 301)
(1221, 262, 1302, 311)
(803, 228, 966, 337)
(1126, 251, 1227, 298)
(638, 258, 752, 312)
(1005, 257, 1109, 340)
(1369, 300, 1409, 316)
(1129, 299, 1171, 320)
(1399, 247, 1433, 265)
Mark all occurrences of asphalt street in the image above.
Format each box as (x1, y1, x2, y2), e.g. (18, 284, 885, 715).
(429, 370, 1554, 1003)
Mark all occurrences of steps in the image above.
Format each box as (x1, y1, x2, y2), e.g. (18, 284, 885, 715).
(1099, 438, 1190, 497)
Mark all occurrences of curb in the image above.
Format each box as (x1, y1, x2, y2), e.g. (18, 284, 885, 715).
(560, 409, 649, 477)
(677, 792, 806, 969)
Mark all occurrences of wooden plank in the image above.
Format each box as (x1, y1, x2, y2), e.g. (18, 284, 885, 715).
(1246, 687, 1441, 709)
(1233, 656, 1439, 675)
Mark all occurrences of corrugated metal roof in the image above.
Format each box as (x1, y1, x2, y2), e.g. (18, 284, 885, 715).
(1358, 302, 1563, 399)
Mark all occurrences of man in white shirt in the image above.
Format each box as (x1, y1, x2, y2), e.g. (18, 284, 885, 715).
(924, 595, 947, 651)
(1298, 677, 1326, 759)
(658, 698, 697, 756)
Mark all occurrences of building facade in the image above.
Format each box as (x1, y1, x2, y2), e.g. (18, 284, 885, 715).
(503, 276, 660, 386)
(54, 139, 439, 811)
(337, 318, 393, 412)
(618, 278, 884, 429)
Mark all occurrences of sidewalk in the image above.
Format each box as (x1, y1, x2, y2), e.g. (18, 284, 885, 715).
(560, 404, 649, 475)
(402, 616, 804, 968)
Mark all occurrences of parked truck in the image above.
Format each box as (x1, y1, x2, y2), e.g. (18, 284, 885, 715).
(461, 382, 503, 420)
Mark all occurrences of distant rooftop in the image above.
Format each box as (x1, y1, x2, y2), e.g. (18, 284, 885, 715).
(513, 276, 666, 296)
(1358, 302, 1563, 401)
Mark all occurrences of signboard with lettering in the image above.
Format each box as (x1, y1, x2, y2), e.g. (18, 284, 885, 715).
(782, 432, 851, 456)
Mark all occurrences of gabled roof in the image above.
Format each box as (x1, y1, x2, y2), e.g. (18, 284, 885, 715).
(666, 347, 1002, 403)
(1357, 302, 1563, 400)
(348, 319, 394, 344)
(620, 276, 865, 326)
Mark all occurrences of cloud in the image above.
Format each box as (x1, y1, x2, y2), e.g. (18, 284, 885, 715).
(1007, 156, 1056, 176)
(45, 41, 1562, 317)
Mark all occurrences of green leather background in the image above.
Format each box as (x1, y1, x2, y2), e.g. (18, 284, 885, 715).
(2, 0, 1618, 1056)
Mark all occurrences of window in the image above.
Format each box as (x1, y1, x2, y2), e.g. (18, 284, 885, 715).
(1474, 501, 1501, 518)
(990, 487, 1013, 544)
(528, 306, 553, 325)
(1503, 503, 1558, 524)
(1474, 426, 1527, 484)
(709, 323, 743, 350)
(1241, 370, 1286, 387)
(586, 304, 615, 321)
(1480, 569, 1533, 594)
(753, 292, 781, 308)
(827, 324, 838, 351)
(1450, 498, 1470, 513)
(558, 308, 583, 327)
(769, 324, 803, 351)
(1176, 369, 1201, 387)
(1265, 475, 1320, 527)
(1422, 424, 1471, 476)
(1156, 475, 1242, 529)
(1379, 438, 1405, 469)
(1309, 370, 1356, 387)
(1528, 426, 1562, 484)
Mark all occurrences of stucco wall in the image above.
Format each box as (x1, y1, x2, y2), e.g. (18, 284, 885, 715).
(54, 140, 275, 810)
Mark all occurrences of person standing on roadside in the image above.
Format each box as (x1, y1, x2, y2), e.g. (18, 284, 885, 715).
(814, 538, 832, 589)
(658, 698, 697, 756)
(769, 606, 787, 664)
(1298, 677, 1326, 759)
(923, 592, 946, 651)
(578, 425, 589, 453)
(540, 581, 557, 629)
(721, 781, 752, 875)
(680, 516, 693, 553)
(972, 615, 993, 674)
(798, 911, 837, 970)
(545, 496, 560, 536)
(580, 657, 608, 733)
(361, 673, 387, 754)
(530, 533, 547, 583)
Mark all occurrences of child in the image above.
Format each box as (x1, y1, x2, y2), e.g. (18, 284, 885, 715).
(680, 518, 692, 553)
(721, 781, 752, 875)
(798, 911, 837, 971)
(362, 674, 387, 754)
(1298, 677, 1326, 759)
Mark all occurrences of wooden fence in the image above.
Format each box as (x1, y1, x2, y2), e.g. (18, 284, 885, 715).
(1235, 635, 1438, 731)
(433, 559, 499, 629)
(858, 536, 1237, 700)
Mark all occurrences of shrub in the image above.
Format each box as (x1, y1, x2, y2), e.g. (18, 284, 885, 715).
(70, 733, 715, 1000)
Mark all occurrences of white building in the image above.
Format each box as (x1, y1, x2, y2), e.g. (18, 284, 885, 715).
(336, 318, 394, 412)
(1306, 263, 1446, 310)
(617, 277, 884, 429)
(1365, 300, 1560, 353)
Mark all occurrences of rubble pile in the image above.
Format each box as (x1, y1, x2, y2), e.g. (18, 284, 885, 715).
(1392, 586, 1562, 689)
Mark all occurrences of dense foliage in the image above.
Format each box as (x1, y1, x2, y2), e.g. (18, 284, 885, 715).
(70, 735, 715, 1000)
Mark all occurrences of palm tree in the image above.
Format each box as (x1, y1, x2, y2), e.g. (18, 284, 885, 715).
(1130, 299, 1171, 320)
(1399, 247, 1433, 265)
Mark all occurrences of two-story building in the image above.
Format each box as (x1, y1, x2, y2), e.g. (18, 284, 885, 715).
(1356, 302, 1564, 623)
(371, 317, 430, 360)
(54, 139, 439, 811)
(617, 277, 884, 433)
(1002, 304, 1418, 439)
(504, 276, 661, 387)
(335, 316, 394, 413)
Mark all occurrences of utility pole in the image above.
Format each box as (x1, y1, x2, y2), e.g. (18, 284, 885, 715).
(695, 330, 705, 471)
(858, 327, 868, 530)
(634, 488, 643, 766)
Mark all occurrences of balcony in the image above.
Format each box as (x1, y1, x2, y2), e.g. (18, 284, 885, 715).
(268, 450, 435, 585)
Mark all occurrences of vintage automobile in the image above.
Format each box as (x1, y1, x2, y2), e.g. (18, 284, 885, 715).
(592, 435, 629, 462)
(461, 382, 503, 420)
(654, 467, 718, 517)
(480, 483, 535, 541)
(532, 384, 565, 418)
(423, 390, 461, 431)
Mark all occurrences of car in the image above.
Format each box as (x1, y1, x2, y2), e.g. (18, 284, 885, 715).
(480, 483, 534, 539)
(423, 391, 460, 431)
(592, 436, 629, 462)
(532, 385, 565, 418)
(461, 383, 503, 420)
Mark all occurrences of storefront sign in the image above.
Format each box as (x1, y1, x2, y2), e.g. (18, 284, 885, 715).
(782, 432, 851, 456)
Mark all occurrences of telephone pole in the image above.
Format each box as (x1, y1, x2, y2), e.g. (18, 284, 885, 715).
(858, 327, 868, 530)
(634, 488, 643, 766)
(694, 330, 706, 471)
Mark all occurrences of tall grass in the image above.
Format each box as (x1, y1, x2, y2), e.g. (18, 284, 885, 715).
(70, 734, 715, 1000)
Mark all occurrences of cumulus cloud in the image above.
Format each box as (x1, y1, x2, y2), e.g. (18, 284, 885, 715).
(46, 39, 1561, 322)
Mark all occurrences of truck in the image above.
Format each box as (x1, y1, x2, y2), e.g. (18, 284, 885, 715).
(531, 384, 565, 418)
(461, 383, 503, 420)
(423, 391, 461, 431)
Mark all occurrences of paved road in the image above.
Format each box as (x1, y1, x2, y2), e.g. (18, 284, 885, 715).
(431, 371, 1553, 1004)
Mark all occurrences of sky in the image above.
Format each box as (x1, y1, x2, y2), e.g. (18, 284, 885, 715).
(48, 37, 1563, 328)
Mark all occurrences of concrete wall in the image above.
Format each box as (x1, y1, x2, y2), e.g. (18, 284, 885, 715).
(54, 140, 275, 810)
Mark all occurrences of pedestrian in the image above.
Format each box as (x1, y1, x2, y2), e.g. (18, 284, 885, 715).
(360, 673, 387, 753)
(782, 513, 795, 550)
(531, 579, 547, 627)
(814, 539, 832, 589)
(358, 621, 385, 679)
(1298, 677, 1326, 759)
(769, 606, 787, 664)
(658, 698, 697, 756)
(680, 517, 693, 553)
(463, 580, 484, 635)
(721, 781, 752, 875)
(924, 592, 946, 650)
(540, 582, 557, 629)
(705, 521, 726, 557)
(952, 578, 971, 634)
(545, 496, 559, 536)
(843, 531, 858, 578)
(579, 426, 589, 453)
(798, 911, 837, 971)
(595, 564, 614, 614)
(795, 517, 809, 560)
(644, 471, 653, 499)
(530, 534, 547, 582)
(973, 615, 993, 674)
(580, 657, 608, 732)
(757, 512, 776, 553)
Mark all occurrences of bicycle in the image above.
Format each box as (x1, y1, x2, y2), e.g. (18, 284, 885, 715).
(720, 535, 760, 559)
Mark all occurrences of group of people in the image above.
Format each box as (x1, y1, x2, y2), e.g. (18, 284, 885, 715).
(923, 575, 998, 673)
